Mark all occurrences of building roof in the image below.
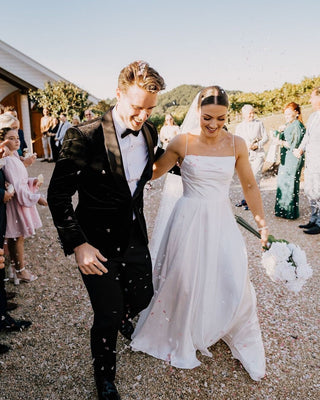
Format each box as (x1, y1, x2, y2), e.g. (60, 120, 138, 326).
(0, 39, 100, 104)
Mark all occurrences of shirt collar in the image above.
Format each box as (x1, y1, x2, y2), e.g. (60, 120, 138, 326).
(112, 106, 127, 137)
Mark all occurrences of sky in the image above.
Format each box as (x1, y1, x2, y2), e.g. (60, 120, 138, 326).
(1, 0, 320, 100)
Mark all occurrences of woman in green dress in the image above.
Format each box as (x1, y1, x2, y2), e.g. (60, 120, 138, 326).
(275, 102, 305, 219)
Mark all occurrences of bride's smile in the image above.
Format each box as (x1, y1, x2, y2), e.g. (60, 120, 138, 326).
(200, 103, 227, 138)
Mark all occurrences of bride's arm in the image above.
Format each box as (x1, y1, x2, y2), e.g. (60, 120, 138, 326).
(152, 134, 185, 180)
(235, 136, 269, 247)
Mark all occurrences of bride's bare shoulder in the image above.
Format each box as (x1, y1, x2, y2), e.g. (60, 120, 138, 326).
(168, 133, 193, 156)
(232, 134, 248, 157)
(233, 134, 247, 148)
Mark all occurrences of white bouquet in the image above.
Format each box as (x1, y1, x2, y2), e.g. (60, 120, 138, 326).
(235, 215, 313, 293)
(261, 242, 312, 293)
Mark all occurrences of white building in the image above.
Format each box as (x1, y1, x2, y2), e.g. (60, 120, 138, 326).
(0, 39, 99, 156)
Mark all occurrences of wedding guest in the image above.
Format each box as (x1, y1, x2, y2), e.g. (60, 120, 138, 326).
(159, 114, 180, 149)
(84, 109, 95, 121)
(40, 108, 53, 162)
(0, 114, 36, 167)
(131, 86, 268, 381)
(235, 104, 268, 209)
(3, 107, 28, 156)
(274, 102, 305, 219)
(48, 61, 165, 400)
(294, 87, 320, 234)
(54, 113, 71, 153)
(1, 127, 47, 285)
(0, 139, 31, 344)
(48, 117, 60, 162)
(72, 115, 81, 126)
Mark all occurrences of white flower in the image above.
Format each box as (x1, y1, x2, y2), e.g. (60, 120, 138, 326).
(261, 241, 312, 293)
(278, 262, 296, 282)
(290, 244, 308, 266)
(286, 279, 305, 293)
(268, 242, 291, 261)
(296, 263, 313, 280)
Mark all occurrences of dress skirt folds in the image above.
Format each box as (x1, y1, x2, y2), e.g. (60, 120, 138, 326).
(131, 155, 265, 381)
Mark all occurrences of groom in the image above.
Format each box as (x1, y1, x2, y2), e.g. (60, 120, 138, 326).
(48, 61, 165, 400)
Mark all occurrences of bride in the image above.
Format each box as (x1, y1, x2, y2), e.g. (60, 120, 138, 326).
(131, 86, 268, 381)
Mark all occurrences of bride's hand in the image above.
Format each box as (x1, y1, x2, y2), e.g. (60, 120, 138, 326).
(259, 227, 269, 249)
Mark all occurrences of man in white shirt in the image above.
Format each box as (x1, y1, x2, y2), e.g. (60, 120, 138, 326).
(294, 87, 320, 234)
(235, 104, 268, 209)
(54, 113, 71, 153)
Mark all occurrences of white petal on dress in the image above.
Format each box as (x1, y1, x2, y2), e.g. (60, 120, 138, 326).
(132, 155, 265, 381)
(149, 173, 183, 265)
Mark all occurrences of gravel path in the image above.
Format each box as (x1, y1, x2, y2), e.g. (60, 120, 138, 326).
(0, 160, 319, 400)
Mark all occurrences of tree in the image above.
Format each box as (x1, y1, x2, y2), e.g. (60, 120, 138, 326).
(91, 98, 116, 116)
(29, 81, 92, 118)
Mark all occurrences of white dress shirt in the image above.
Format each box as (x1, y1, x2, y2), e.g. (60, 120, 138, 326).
(112, 107, 148, 196)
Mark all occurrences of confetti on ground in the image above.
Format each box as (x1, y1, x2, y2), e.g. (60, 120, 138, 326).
(0, 159, 319, 400)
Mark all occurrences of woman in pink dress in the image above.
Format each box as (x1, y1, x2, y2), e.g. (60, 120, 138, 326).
(1, 127, 47, 284)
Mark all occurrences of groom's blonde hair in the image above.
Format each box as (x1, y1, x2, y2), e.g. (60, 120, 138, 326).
(118, 61, 165, 93)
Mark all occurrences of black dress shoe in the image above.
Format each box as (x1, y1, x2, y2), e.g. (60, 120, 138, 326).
(298, 221, 315, 229)
(6, 291, 17, 300)
(119, 320, 134, 341)
(303, 225, 320, 235)
(6, 302, 18, 311)
(40, 158, 48, 162)
(0, 343, 11, 354)
(95, 376, 121, 400)
(0, 314, 32, 332)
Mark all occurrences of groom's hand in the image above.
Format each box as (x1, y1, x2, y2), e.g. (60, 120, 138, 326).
(74, 243, 108, 275)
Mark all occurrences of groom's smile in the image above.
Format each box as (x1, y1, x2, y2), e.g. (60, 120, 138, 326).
(116, 84, 158, 131)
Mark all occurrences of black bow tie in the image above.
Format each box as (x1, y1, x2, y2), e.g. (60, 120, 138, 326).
(121, 129, 140, 139)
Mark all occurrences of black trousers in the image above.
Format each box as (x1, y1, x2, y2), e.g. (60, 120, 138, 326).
(0, 268, 7, 317)
(81, 221, 153, 381)
(50, 136, 60, 162)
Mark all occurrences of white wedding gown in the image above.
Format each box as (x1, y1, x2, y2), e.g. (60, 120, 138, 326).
(131, 154, 266, 381)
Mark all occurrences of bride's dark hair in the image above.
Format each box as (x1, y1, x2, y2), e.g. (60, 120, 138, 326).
(198, 86, 229, 108)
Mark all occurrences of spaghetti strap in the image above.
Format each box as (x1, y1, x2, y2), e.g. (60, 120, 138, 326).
(232, 133, 236, 157)
(185, 133, 189, 157)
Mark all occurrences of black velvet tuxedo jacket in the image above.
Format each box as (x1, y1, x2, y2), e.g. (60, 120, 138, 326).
(47, 109, 159, 259)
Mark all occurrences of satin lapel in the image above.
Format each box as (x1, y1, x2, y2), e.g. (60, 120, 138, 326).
(101, 110, 131, 195)
(132, 123, 155, 200)
(142, 123, 155, 167)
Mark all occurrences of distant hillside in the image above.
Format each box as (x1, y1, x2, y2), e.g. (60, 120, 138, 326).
(149, 76, 320, 129)
(151, 84, 241, 126)
(93, 76, 320, 130)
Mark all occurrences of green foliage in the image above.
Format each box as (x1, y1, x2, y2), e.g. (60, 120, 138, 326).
(29, 75, 320, 127)
(229, 76, 320, 117)
(91, 99, 115, 116)
(152, 84, 203, 116)
(28, 81, 92, 119)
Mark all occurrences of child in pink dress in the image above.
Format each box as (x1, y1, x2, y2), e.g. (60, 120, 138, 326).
(1, 127, 47, 284)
